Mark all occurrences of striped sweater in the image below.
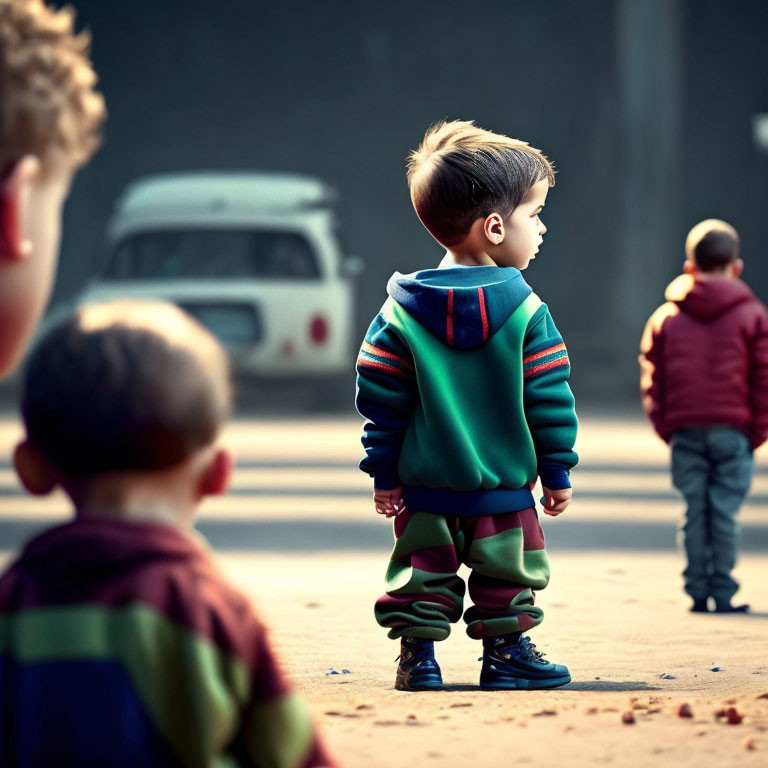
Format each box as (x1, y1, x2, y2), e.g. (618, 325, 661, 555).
(356, 266, 578, 516)
(0, 518, 332, 768)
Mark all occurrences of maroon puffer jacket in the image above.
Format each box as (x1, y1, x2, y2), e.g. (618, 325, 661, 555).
(639, 275, 768, 447)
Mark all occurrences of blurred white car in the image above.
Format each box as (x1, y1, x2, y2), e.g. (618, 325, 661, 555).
(76, 171, 362, 383)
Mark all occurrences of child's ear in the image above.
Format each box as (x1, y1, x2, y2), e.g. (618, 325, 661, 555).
(730, 258, 744, 278)
(197, 447, 233, 498)
(683, 259, 697, 275)
(483, 213, 505, 246)
(0, 156, 40, 262)
(13, 439, 57, 495)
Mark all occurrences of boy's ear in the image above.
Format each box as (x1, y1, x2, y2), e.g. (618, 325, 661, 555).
(197, 447, 233, 498)
(683, 259, 697, 275)
(483, 213, 505, 246)
(0, 155, 40, 262)
(730, 258, 744, 278)
(13, 439, 58, 495)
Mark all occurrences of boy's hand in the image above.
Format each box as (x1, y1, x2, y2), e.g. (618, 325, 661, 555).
(540, 487, 572, 516)
(374, 486, 406, 518)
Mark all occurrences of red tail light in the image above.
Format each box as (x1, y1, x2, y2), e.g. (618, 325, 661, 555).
(309, 315, 328, 344)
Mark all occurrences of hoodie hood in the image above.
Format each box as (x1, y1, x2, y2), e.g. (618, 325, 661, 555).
(387, 266, 532, 349)
(17, 517, 206, 582)
(665, 274, 755, 322)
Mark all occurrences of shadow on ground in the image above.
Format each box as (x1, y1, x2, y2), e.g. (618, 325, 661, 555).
(565, 681, 662, 692)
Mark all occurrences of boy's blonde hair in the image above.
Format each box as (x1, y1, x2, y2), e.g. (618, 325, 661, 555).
(407, 119, 555, 247)
(0, 0, 105, 174)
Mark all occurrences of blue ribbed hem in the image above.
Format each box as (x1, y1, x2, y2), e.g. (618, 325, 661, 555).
(402, 486, 536, 517)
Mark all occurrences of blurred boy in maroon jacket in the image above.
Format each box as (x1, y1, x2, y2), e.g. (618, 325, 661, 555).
(639, 219, 768, 614)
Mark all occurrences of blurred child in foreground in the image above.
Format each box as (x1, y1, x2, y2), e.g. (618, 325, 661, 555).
(639, 219, 768, 613)
(0, 0, 105, 378)
(0, 299, 333, 767)
(356, 120, 578, 691)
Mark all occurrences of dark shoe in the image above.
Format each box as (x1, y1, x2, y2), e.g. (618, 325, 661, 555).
(714, 601, 750, 614)
(690, 598, 709, 613)
(480, 634, 571, 690)
(395, 637, 443, 691)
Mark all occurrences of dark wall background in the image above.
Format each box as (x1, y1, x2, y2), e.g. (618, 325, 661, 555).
(683, 1, 768, 284)
(53, 0, 768, 402)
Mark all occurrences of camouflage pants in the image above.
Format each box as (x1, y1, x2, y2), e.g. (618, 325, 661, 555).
(375, 507, 550, 641)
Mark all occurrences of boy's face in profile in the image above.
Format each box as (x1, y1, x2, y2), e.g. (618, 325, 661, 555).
(494, 178, 549, 271)
(0, 0, 105, 379)
(0, 157, 74, 377)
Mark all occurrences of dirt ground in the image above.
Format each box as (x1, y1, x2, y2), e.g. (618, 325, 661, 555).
(222, 549, 768, 768)
(2, 413, 767, 766)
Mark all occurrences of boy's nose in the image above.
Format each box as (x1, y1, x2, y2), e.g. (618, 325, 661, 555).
(538, 220, 547, 235)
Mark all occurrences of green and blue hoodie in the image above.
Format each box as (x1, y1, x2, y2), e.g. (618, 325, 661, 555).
(356, 266, 578, 516)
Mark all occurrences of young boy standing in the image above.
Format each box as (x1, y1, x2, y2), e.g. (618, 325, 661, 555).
(0, 300, 333, 767)
(0, 0, 105, 378)
(639, 219, 768, 614)
(356, 120, 578, 691)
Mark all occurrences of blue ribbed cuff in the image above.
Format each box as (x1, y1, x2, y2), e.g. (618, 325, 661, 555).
(538, 468, 571, 490)
(373, 468, 401, 490)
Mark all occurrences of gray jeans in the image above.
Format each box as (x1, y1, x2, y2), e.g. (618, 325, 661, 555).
(671, 426, 753, 602)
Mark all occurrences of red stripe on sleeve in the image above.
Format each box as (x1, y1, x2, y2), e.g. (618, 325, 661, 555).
(524, 355, 569, 378)
(446, 289, 454, 346)
(357, 356, 411, 378)
(523, 343, 566, 365)
(361, 341, 414, 371)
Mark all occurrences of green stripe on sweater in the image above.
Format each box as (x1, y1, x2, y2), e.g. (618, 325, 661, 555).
(0, 604, 309, 768)
(243, 693, 316, 768)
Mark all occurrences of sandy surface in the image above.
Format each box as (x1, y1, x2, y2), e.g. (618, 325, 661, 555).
(222, 550, 768, 768)
(2, 413, 767, 766)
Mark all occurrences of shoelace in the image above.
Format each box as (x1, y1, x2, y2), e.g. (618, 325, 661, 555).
(396, 654, 438, 668)
(479, 636, 549, 663)
(518, 636, 547, 662)
(396, 640, 433, 663)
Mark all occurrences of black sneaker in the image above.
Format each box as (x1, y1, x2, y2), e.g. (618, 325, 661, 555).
(395, 637, 443, 691)
(690, 597, 709, 613)
(480, 634, 571, 690)
(713, 600, 750, 614)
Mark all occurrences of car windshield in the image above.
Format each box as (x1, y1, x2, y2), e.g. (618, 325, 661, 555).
(105, 230, 321, 280)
